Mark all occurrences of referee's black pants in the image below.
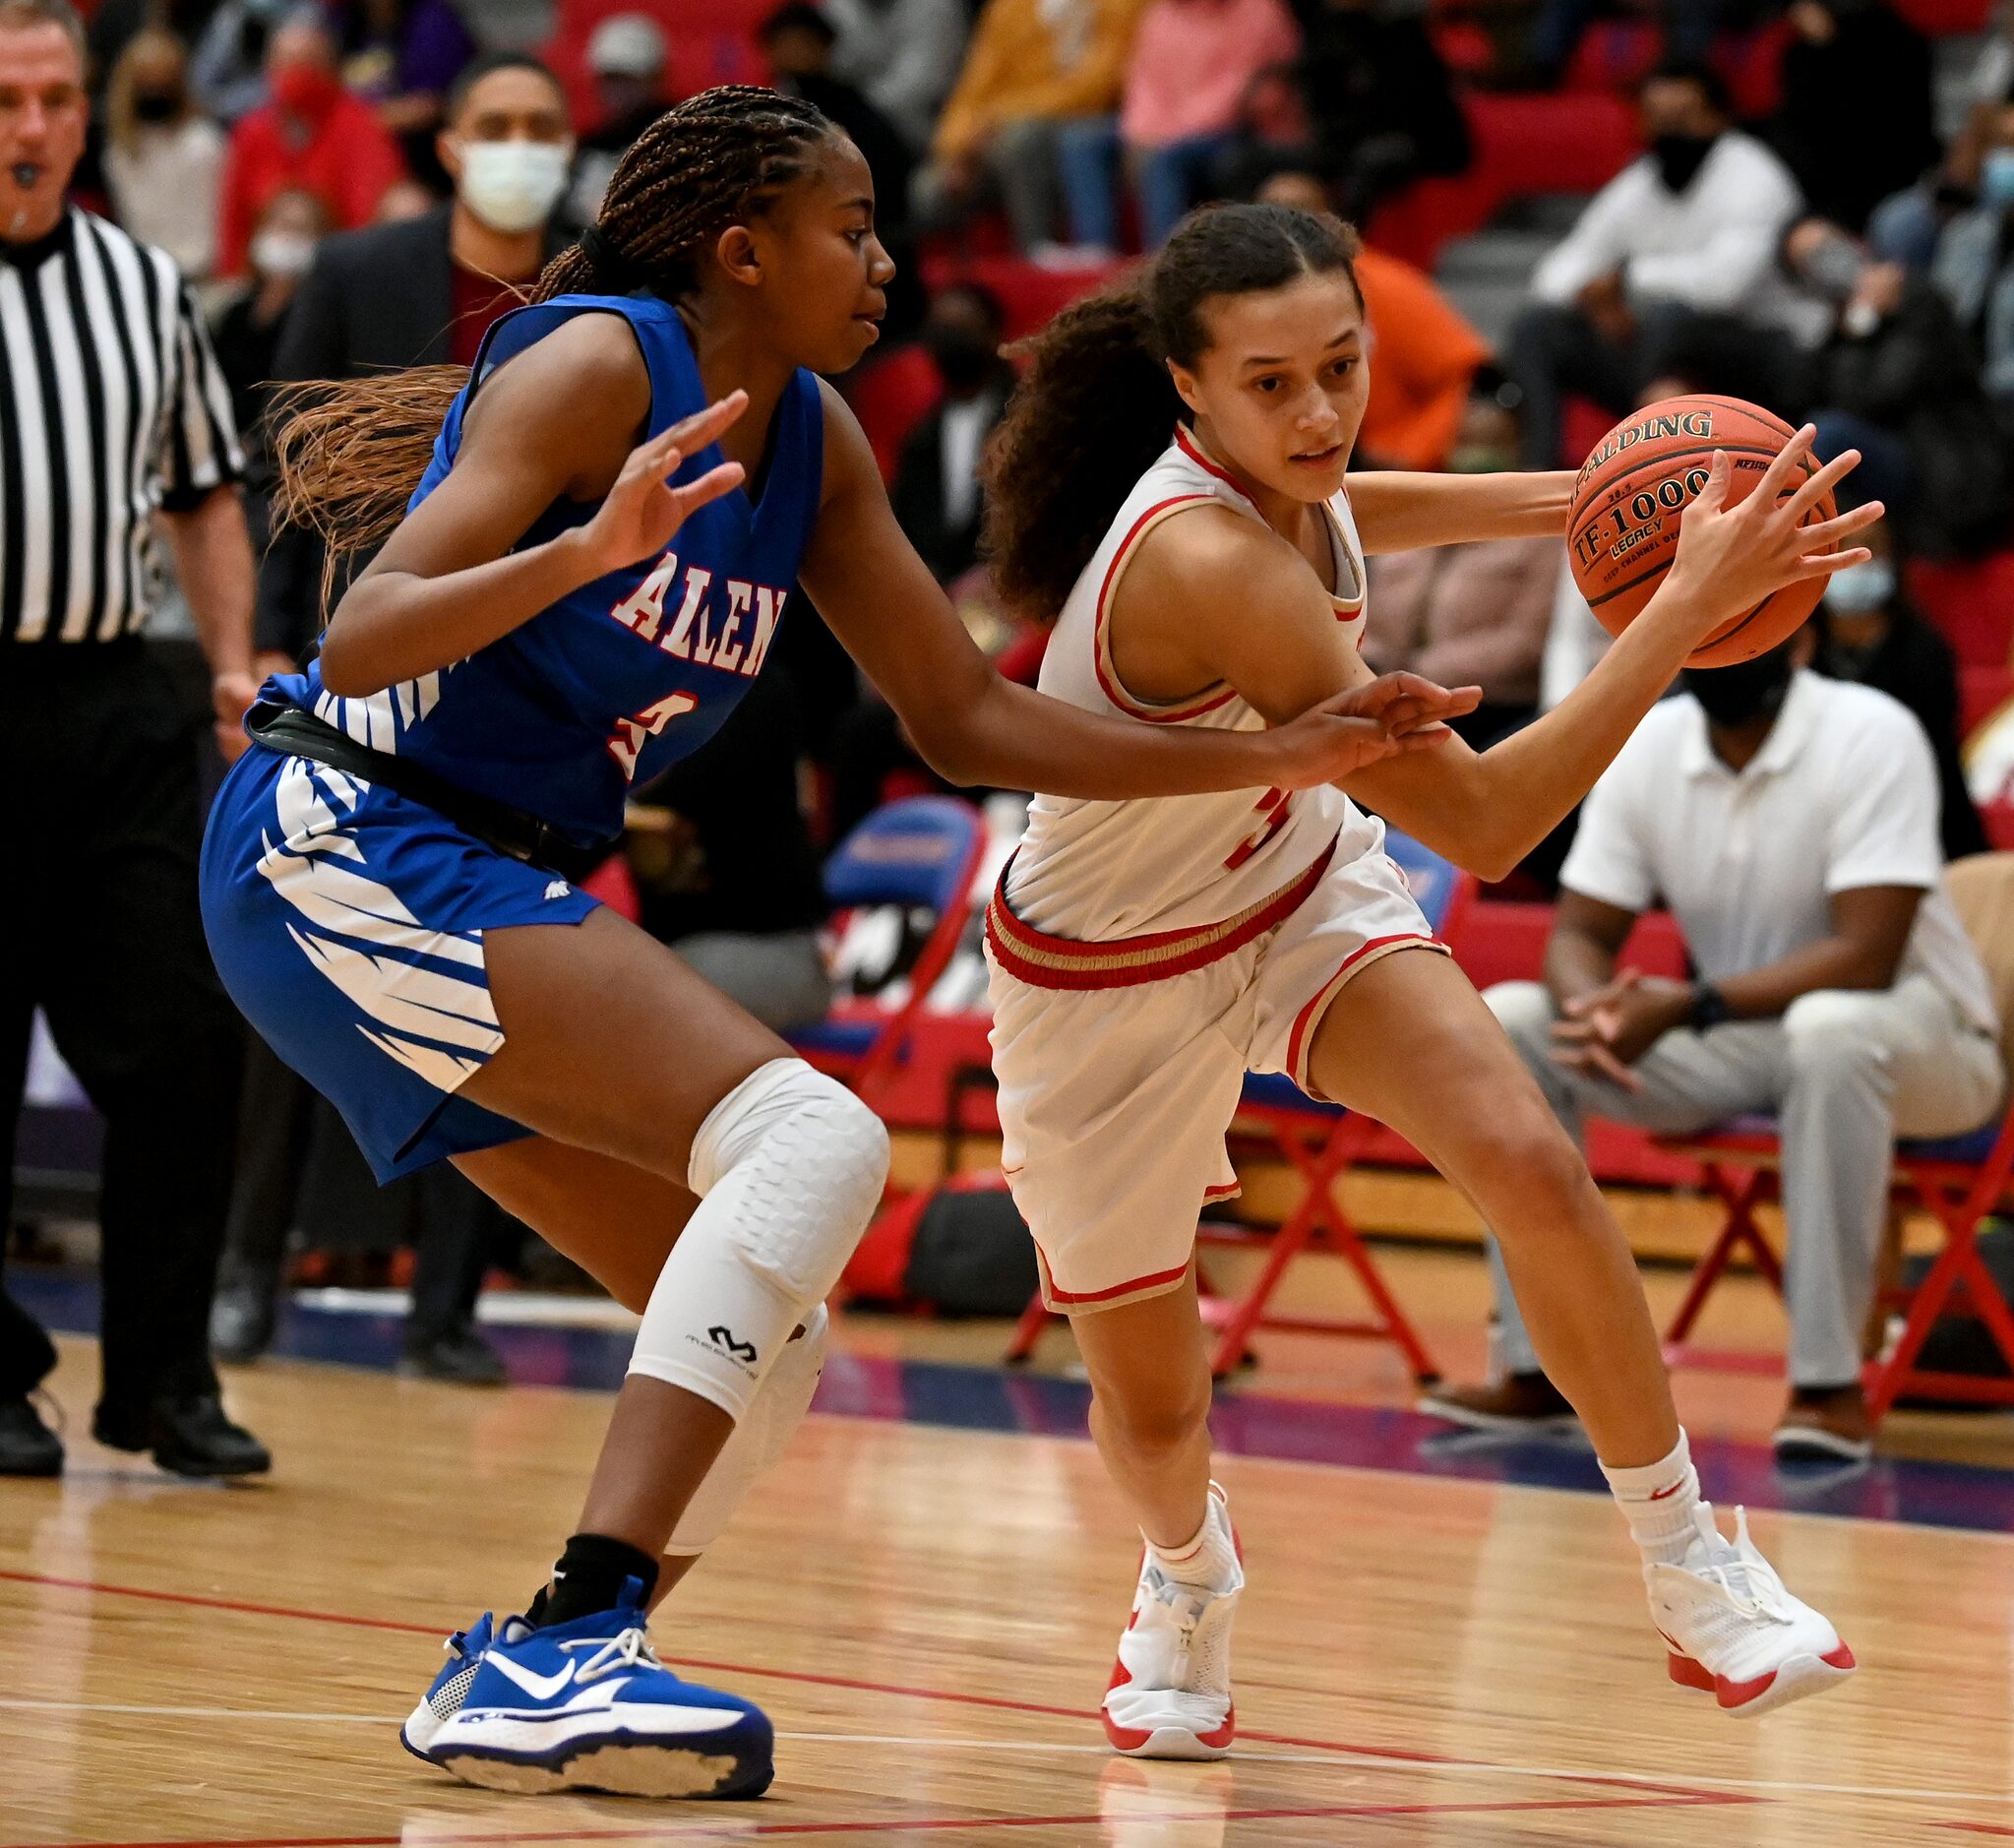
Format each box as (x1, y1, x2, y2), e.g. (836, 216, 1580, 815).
(0, 641, 243, 1418)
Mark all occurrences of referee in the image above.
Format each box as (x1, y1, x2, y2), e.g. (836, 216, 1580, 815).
(0, 0, 268, 1478)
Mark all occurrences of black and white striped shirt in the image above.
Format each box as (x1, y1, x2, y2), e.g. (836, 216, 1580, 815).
(0, 207, 243, 646)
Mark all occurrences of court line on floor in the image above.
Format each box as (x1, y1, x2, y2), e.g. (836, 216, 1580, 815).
(0, 1566, 1824, 1815)
(11, 1698, 2010, 1813)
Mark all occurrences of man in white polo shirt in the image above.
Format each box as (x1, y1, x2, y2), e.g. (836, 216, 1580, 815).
(1423, 638, 2003, 1459)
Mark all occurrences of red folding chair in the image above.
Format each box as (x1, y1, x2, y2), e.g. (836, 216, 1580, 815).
(1657, 854, 2014, 1417)
(1007, 831, 1472, 1380)
(788, 796, 985, 1115)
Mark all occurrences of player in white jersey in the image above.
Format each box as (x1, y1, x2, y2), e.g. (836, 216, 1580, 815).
(980, 203, 1882, 1755)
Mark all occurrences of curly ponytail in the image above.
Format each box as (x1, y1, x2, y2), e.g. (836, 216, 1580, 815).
(272, 85, 834, 583)
(982, 202, 1365, 620)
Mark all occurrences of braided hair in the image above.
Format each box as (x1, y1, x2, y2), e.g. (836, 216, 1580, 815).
(273, 86, 835, 589)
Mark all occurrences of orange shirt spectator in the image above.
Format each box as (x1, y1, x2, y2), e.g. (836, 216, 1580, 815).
(1354, 245, 1491, 470)
(216, 14, 403, 277)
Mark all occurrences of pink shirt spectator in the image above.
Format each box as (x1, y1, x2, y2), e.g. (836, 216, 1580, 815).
(1120, 0, 1299, 149)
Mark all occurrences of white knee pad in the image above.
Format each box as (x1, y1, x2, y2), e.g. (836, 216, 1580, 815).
(666, 1302, 827, 1558)
(627, 1059, 886, 1422)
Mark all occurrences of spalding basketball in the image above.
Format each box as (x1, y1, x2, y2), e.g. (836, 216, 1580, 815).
(1566, 396, 1835, 669)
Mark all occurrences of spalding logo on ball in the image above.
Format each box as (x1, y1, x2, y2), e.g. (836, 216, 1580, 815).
(1566, 395, 1837, 668)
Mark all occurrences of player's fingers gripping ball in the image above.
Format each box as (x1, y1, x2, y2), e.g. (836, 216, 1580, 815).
(1567, 395, 1837, 667)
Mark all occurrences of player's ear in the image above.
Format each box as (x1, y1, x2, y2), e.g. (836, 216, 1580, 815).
(713, 223, 762, 289)
(1166, 358, 1202, 420)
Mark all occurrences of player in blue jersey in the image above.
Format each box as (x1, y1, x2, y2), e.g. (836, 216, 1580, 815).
(199, 87, 1477, 1800)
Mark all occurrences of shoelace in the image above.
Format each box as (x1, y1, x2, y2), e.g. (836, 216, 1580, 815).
(564, 1625, 665, 1686)
(1146, 1572, 1216, 1688)
(1690, 1508, 1793, 1623)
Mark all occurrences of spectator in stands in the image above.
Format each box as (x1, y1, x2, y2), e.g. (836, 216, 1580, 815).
(890, 282, 1016, 583)
(913, 0, 1146, 258)
(215, 6, 405, 275)
(1424, 642, 2005, 1460)
(1505, 62, 1812, 467)
(1784, 216, 2013, 561)
(1810, 509, 1989, 861)
(565, 12, 666, 230)
(762, 2, 913, 239)
(1527, 0, 1726, 86)
(209, 184, 326, 450)
(1361, 375, 1557, 746)
(1291, 0, 1469, 225)
(1252, 165, 1489, 468)
(825, 0, 968, 154)
(1053, 0, 1299, 255)
(101, 26, 225, 285)
(1919, 103, 2014, 409)
(1770, 0, 1935, 235)
(192, 0, 291, 124)
(336, 0, 480, 190)
(625, 665, 834, 1033)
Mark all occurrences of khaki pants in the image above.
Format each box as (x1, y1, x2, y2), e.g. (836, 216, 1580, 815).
(1485, 977, 2004, 1388)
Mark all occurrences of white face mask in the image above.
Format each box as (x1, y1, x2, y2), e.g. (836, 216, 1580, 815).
(456, 139, 572, 234)
(249, 228, 317, 277)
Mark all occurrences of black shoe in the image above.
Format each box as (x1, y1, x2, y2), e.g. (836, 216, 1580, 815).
(210, 1271, 279, 1364)
(94, 1394, 272, 1479)
(0, 1395, 62, 1476)
(398, 1326, 508, 1386)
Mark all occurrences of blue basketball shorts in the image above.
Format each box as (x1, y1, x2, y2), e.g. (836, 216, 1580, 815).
(200, 748, 600, 1182)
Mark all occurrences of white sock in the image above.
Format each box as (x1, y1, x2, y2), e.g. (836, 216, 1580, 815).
(1600, 1430, 1706, 1568)
(1145, 1485, 1239, 1592)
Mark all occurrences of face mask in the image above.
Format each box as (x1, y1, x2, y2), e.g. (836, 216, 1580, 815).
(1681, 647, 1795, 728)
(270, 64, 339, 119)
(457, 139, 572, 234)
(1799, 233, 1865, 303)
(132, 90, 182, 124)
(1651, 131, 1716, 194)
(250, 228, 316, 278)
(1983, 147, 2014, 208)
(1447, 443, 1517, 474)
(925, 324, 996, 392)
(1823, 557, 1896, 615)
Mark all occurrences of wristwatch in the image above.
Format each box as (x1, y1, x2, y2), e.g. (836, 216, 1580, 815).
(1687, 982, 1732, 1032)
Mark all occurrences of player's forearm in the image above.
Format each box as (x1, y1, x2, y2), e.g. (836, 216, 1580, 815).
(319, 528, 600, 698)
(161, 487, 256, 679)
(906, 674, 1298, 799)
(1347, 469, 1575, 552)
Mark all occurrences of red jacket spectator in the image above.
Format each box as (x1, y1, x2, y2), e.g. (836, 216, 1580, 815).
(216, 18, 403, 276)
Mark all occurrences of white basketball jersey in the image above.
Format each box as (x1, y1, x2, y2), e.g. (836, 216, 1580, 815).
(1005, 427, 1388, 941)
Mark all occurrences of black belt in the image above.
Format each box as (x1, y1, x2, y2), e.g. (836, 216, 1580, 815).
(245, 700, 609, 877)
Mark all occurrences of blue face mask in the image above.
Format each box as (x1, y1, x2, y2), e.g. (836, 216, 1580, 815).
(1824, 558, 1896, 615)
(1984, 147, 2014, 208)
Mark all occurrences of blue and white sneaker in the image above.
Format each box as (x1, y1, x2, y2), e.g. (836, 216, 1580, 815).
(424, 1578, 774, 1798)
(400, 1611, 502, 1763)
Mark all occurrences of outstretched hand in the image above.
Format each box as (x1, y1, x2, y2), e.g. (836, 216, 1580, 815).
(1268, 672, 1483, 790)
(574, 391, 750, 580)
(1668, 427, 1884, 639)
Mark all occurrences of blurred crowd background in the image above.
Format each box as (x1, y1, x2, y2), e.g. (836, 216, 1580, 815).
(18, 0, 2014, 1399)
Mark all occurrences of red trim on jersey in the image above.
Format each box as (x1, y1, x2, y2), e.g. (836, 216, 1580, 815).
(1174, 423, 1259, 509)
(1044, 1256, 1194, 1307)
(986, 837, 1337, 991)
(1091, 491, 1240, 723)
(1285, 931, 1450, 1095)
(1203, 1180, 1244, 1201)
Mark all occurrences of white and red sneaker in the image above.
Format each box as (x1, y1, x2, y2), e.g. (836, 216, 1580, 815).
(1101, 1487, 1243, 1759)
(1649, 1504, 1856, 1718)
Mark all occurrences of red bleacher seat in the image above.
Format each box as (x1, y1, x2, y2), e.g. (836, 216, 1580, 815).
(1889, 0, 1988, 30)
(1963, 666, 2014, 740)
(843, 345, 944, 484)
(1908, 554, 2014, 669)
(542, 0, 766, 130)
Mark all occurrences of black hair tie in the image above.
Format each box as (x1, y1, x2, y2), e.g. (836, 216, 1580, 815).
(579, 224, 642, 292)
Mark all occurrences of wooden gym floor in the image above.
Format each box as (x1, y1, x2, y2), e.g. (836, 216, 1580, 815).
(6, 1250, 2014, 1847)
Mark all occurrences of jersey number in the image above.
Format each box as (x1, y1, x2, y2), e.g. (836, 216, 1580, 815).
(607, 692, 699, 781)
(1225, 787, 1292, 870)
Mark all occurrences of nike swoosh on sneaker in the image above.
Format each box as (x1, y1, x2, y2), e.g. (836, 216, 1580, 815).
(484, 1652, 577, 1700)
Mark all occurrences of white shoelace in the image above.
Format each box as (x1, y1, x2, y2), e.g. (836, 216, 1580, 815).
(565, 1626, 665, 1685)
(1687, 1508, 1793, 1623)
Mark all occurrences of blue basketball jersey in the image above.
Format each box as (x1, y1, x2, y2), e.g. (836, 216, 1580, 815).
(264, 292, 824, 847)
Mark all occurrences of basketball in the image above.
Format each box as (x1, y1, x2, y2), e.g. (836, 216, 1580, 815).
(1566, 395, 1836, 668)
